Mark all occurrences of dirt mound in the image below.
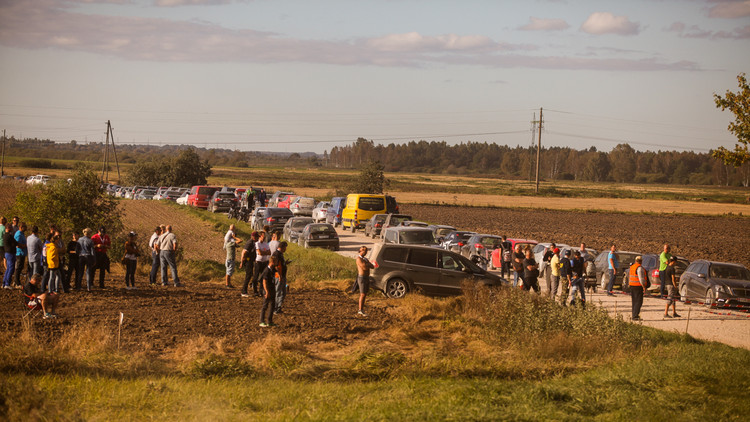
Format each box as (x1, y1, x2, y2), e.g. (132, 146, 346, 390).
(402, 204, 750, 267)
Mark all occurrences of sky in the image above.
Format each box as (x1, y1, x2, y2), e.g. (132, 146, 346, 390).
(0, 0, 749, 155)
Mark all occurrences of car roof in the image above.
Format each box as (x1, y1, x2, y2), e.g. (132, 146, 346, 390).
(385, 226, 433, 232)
(692, 259, 746, 268)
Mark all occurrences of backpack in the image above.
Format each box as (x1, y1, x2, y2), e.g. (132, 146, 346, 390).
(502, 250, 511, 262)
(586, 259, 596, 277)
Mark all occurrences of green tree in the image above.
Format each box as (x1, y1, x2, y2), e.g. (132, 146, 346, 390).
(13, 164, 122, 235)
(713, 73, 750, 167)
(609, 143, 636, 182)
(582, 152, 611, 182)
(169, 148, 212, 187)
(127, 159, 169, 186)
(352, 160, 389, 193)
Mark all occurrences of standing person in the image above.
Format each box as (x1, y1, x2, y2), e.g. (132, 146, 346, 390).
(3, 224, 17, 289)
(629, 256, 647, 321)
(658, 244, 672, 298)
(124, 232, 139, 290)
(10, 216, 20, 233)
(522, 249, 540, 293)
(569, 251, 586, 308)
(91, 226, 111, 288)
(549, 248, 561, 301)
(223, 229, 241, 289)
(268, 231, 280, 253)
(46, 234, 62, 294)
(159, 225, 181, 287)
(77, 228, 96, 291)
(500, 236, 512, 280)
(259, 255, 277, 327)
(258, 189, 267, 207)
(13, 223, 28, 288)
(240, 232, 259, 298)
(559, 250, 572, 305)
(605, 244, 619, 296)
(148, 226, 161, 285)
(542, 243, 556, 294)
(252, 231, 271, 296)
(355, 246, 374, 317)
(26, 226, 43, 277)
(511, 244, 524, 288)
(663, 256, 681, 318)
(272, 241, 289, 314)
(65, 232, 79, 291)
(0, 217, 6, 275)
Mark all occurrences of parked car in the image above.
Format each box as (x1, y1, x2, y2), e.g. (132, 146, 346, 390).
(490, 238, 538, 270)
(630, 253, 690, 293)
(401, 221, 428, 228)
(268, 191, 295, 207)
(277, 194, 299, 209)
(341, 194, 387, 232)
(325, 197, 347, 227)
(187, 185, 221, 209)
(679, 260, 750, 307)
(364, 214, 389, 238)
(289, 197, 316, 216)
(380, 214, 413, 237)
(252, 207, 294, 231)
(25, 174, 50, 185)
(176, 191, 189, 205)
(250, 207, 268, 229)
(298, 223, 339, 250)
(428, 225, 457, 243)
(593, 250, 640, 291)
(382, 226, 439, 247)
(460, 234, 504, 266)
(283, 217, 315, 244)
(208, 191, 238, 213)
(135, 189, 157, 200)
(369, 244, 503, 298)
(441, 231, 476, 254)
(312, 201, 330, 223)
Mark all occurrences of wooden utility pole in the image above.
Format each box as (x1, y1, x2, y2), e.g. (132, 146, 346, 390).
(1, 130, 6, 177)
(108, 121, 121, 183)
(535, 107, 543, 194)
(100, 120, 121, 183)
(529, 113, 536, 182)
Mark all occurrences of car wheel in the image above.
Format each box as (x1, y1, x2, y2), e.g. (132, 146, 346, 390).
(680, 283, 688, 303)
(704, 288, 715, 308)
(304, 240, 310, 249)
(600, 273, 607, 290)
(385, 278, 408, 299)
(621, 274, 630, 293)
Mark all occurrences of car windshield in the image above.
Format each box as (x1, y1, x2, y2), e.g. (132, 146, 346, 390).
(291, 219, 313, 229)
(309, 225, 335, 234)
(390, 216, 411, 225)
(399, 230, 436, 244)
(298, 198, 315, 207)
(435, 227, 455, 237)
(709, 265, 750, 280)
(268, 208, 293, 217)
(479, 237, 502, 248)
(358, 197, 385, 211)
(142, 190, 156, 196)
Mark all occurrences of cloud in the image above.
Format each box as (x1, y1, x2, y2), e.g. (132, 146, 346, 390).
(707, 0, 750, 18)
(580, 12, 641, 35)
(0, 0, 699, 71)
(666, 20, 750, 39)
(518, 17, 570, 31)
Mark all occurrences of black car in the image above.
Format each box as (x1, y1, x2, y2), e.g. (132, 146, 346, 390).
(364, 214, 388, 238)
(208, 191, 237, 213)
(428, 225, 457, 243)
(298, 223, 339, 250)
(283, 217, 315, 244)
(625, 253, 690, 293)
(441, 231, 476, 254)
(252, 207, 294, 231)
(594, 250, 640, 291)
(679, 260, 750, 307)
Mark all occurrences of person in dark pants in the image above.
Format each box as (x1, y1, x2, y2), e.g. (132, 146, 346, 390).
(77, 228, 96, 291)
(91, 226, 111, 288)
(240, 232, 259, 298)
(252, 231, 271, 296)
(259, 256, 277, 327)
(629, 256, 647, 321)
(148, 226, 162, 285)
(13, 223, 28, 288)
(522, 249, 540, 293)
(569, 251, 586, 308)
(65, 232, 79, 291)
(658, 244, 672, 298)
(500, 236, 512, 280)
(273, 241, 289, 314)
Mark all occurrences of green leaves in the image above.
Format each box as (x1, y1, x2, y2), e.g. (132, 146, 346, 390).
(713, 73, 750, 167)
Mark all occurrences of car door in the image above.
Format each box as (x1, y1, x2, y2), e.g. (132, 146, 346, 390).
(405, 248, 441, 295)
(694, 263, 711, 299)
(439, 251, 470, 296)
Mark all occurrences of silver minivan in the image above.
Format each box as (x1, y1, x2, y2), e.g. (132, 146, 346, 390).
(382, 226, 439, 247)
(369, 243, 504, 298)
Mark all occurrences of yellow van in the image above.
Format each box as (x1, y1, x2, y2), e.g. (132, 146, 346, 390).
(341, 194, 386, 232)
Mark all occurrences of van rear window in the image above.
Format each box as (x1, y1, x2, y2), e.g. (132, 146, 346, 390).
(408, 249, 438, 268)
(358, 197, 384, 211)
(198, 187, 218, 195)
(382, 247, 408, 263)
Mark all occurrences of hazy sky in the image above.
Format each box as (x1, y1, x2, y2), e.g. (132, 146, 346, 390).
(1, 0, 749, 154)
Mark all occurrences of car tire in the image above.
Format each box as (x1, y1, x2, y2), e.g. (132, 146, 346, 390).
(621, 274, 630, 293)
(385, 278, 408, 299)
(304, 240, 310, 249)
(350, 223, 356, 233)
(680, 283, 688, 303)
(704, 288, 715, 308)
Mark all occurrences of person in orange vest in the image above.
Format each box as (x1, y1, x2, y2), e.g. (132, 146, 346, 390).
(629, 256, 648, 321)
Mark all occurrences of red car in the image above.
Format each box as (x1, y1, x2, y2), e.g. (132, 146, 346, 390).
(277, 194, 299, 209)
(187, 185, 220, 209)
(490, 238, 538, 270)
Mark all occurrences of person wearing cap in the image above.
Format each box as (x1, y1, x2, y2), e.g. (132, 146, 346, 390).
(91, 226, 111, 288)
(549, 247, 561, 300)
(569, 250, 586, 308)
(629, 256, 647, 321)
(559, 250, 572, 305)
(663, 256, 681, 318)
(123, 232, 140, 290)
(148, 226, 162, 285)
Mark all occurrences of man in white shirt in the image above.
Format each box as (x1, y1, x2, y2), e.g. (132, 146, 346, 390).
(148, 226, 161, 285)
(158, 225, 181, 287)
(252, 231, 271, 296)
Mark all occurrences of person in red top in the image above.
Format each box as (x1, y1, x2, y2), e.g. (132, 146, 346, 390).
(91, 226, 111, 289)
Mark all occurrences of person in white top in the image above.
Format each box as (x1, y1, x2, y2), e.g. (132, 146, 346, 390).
(148, 226, 161, 285)
(158, 225, 181, 287)
(252, 232, 271, 296)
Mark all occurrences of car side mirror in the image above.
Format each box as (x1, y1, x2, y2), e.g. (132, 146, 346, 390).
(698, 273, 706, 279)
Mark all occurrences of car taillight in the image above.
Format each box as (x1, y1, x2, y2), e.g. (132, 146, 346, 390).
(458, 242, 464, 247)
(267, 217, 276, 222)
(376, 223, 382, 227)
(652, 269, 659, 278)
(475, 244, 484, 249)
(215, 198, 220, 201)
(354, 210, 358, 220)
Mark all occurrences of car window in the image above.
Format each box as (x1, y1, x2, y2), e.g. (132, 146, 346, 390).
(310, 225, 334, 234)
(407, 249, 438, 268)
(358, 197, 385, 211)
(269, 208, 294, 217)
(382, 247, 408, 263)
(385, 230, 397, 243)
(391, 216, 410, 225)
(292, 220, 312, 229)
(440, 253, 465, 272)
(399, 230, 436, 244)
(435, 228, 454, 237)
(710, 265, 750, 280)
(480, 237, 501, 247)
(643, 256, 657, 268)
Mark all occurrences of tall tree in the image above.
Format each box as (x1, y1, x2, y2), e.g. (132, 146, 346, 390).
(583, 152, 611, 182)
(352, 160, 389, 193)
(609, 143, 636, 182)
(713, 73, 750, 167)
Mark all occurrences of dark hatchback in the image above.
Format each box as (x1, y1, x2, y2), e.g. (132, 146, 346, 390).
(298, 223, 339, 250)
(283, 217, 315, 244)
(364, 214, 388, 238)
(679, 260, 750, 307)
(369, 244, 504, 298)
(208, 191, 237, 213)
(253, 207, 294, 231)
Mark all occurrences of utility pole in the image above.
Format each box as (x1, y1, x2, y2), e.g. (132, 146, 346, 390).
(536, 107, 543, 194)
(529, 113, 536, 182)
(101, 120, 121, 183)
(108, 122, 121, 183)
(1, 129, 6, 177)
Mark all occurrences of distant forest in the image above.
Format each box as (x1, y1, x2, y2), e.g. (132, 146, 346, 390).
(2, 136, 749, 187)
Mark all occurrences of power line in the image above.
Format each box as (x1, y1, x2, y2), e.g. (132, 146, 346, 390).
(547, 130, 712, 152)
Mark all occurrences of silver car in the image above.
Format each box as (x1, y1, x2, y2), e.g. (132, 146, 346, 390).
(289, 197, 316, 216)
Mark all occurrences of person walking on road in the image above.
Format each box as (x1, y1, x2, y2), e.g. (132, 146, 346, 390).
(629, 256, 647, 321)
(159, 225, 181, 287)
(659, 244, 672, 298)
(663, 256, 681, 318)
(148, 226, 161, 285)
(606, 244, 619, 296)
(356, 246, 374, 317)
